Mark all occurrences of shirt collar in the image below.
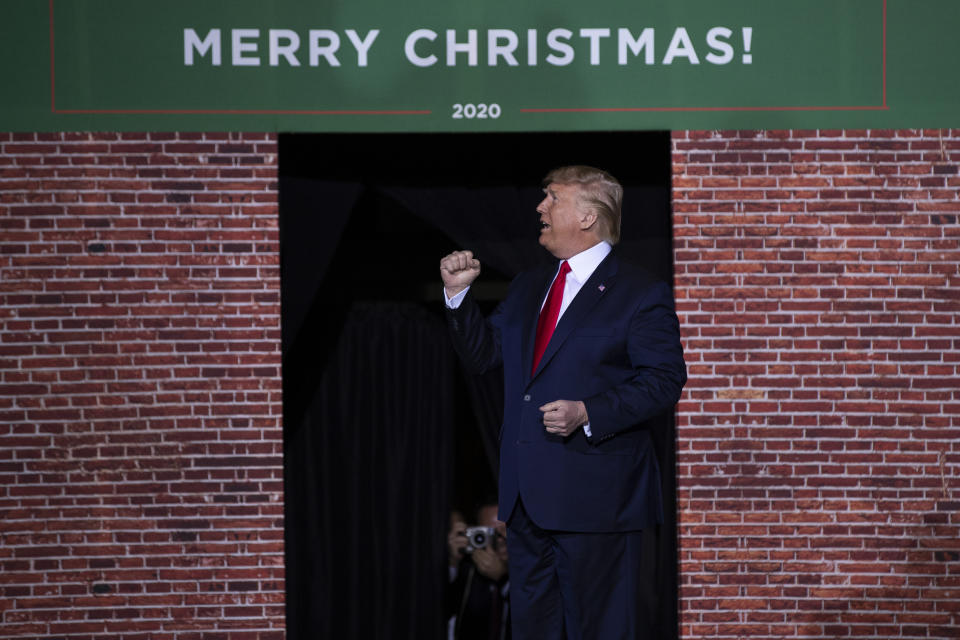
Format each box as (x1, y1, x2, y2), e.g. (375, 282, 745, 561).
(564, 241, 612, 284)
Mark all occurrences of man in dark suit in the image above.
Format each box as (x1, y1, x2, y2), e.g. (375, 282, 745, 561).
(440, 165, 686, 639)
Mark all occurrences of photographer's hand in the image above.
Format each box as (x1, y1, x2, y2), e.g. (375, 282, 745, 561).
(472, 546, 507, 582)
(448, 526, 468, 567)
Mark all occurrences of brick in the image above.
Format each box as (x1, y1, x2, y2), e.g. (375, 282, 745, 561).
(3, 129, 960, 639)
(672, 128, 960, 640)
(0, 132, 282, 639)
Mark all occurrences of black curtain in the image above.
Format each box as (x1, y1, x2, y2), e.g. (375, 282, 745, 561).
(282, 132, 677, 640)
(284, 301, 454, 639)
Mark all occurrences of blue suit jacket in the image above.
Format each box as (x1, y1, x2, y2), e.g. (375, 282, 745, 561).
(447, 250, 687, 532)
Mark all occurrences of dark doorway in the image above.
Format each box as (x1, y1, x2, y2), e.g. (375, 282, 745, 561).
(280, 131, 676, 640)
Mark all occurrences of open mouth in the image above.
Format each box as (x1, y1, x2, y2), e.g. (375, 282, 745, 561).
(540, 220, 550, 230)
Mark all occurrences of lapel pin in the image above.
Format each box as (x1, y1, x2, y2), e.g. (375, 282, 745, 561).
(598, 284, 606, 292)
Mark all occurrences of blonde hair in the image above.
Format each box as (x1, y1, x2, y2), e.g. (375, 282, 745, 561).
(543, 165, 622, 244)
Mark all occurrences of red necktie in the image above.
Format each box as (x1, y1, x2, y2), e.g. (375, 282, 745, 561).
(532, 260, 571, 375)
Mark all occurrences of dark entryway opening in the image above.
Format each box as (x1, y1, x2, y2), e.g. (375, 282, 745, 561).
(280, 131, 676, 640)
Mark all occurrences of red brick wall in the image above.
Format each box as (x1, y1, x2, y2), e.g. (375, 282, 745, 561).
(3, 129, 958, 639)
(672, 129, 960, 639)
(0, 132, 284, 639)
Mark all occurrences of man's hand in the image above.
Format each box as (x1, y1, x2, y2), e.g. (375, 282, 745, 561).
(447, 524, 468, 567)
(440, 250, 481, 298)
(540, 400, 588, 437)
(471, 546, 507, 582)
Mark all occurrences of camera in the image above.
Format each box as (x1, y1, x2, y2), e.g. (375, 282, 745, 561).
(464, 526, 497, 553)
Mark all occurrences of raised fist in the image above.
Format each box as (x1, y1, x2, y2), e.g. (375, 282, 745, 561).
(440, 250, 481, 297)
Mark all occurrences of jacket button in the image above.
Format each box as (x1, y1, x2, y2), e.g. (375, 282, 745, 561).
(523, 394, 531, 401)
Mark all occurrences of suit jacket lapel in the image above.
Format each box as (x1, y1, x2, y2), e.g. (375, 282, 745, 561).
(530, 251, 620, 380)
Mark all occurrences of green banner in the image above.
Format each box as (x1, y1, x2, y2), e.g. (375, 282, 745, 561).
(1, 0, 958, 131)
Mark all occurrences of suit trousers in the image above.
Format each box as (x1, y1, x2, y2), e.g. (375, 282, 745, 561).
(506, 499, 657, 640)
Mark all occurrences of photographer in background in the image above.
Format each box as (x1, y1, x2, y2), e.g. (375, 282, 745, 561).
(447, 500, 511, 640)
